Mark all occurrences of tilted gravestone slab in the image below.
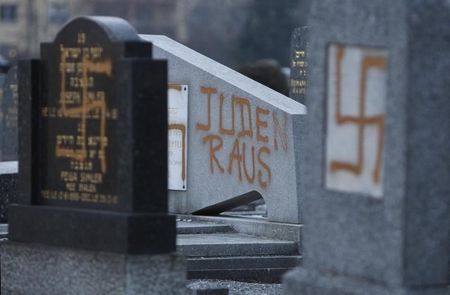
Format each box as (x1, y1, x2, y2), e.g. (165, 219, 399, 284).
(9, 16, 174, 254)
(289, 27, 309, 104)
(283, 1, 450, 294)
(141, 35, 306, 224)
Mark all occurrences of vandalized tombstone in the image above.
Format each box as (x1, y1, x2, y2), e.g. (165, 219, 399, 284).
(289, 27, 309, 104)
(284, 1, 450, 294)
(141, 35, 306, 224)
(0, 66, 18, 223)
(2, 17, 185, 295)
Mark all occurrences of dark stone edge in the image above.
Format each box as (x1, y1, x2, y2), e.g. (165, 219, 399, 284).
(8, 204, 176, 254)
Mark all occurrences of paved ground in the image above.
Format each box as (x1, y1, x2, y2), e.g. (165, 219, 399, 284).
(188, 279, 283, 295)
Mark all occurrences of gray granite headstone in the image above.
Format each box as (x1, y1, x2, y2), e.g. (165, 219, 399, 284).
(289, 27, 309, 104)
(140, 34, 306, 224)
(284, 1, 450, 294)
(1, 66, 18, 161)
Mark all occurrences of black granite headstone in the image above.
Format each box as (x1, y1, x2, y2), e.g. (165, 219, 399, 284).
(9, 16, 174, 254)
(1, 65, 18, 161)
(0, 67, 18, 223)
(289, 27, 309, 104)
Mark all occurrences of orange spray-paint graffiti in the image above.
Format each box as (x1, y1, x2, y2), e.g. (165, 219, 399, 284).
(196, 86, 288, 189)
(329, 45, 385, 185)
(56, 35, 112, 174)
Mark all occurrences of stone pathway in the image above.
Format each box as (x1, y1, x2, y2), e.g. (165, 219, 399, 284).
(177, 218, 300, 283)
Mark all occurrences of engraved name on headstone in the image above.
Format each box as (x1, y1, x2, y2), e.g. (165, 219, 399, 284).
(289, 27, 309, 104)
(39, 24, 119, 208)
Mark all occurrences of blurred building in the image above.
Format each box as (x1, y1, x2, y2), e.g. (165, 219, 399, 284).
(92, 0, 179, 37)
(90, 0, 252, 66)
(0, 0, 92, 59)
(0, 0, 309, 66)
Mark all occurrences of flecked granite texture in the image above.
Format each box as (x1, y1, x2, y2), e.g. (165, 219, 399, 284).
(0, 161, 17, 222)
(1, 241, 187, 295)
(283, 0, 450, 294)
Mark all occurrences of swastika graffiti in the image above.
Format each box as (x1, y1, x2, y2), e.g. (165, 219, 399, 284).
(326, 44, 387, 197)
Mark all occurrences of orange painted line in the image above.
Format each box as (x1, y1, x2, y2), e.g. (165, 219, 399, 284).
(168, 84, 183, 91)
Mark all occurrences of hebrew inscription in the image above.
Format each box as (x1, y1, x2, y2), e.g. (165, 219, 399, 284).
(326, 44, 387, 197)
(290, 49, 308, 97)
(40, 31, 119, 206)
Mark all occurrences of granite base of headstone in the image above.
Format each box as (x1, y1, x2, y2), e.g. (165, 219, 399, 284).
(2, 16, 185, 295)
(0, 66, 19, 224)
(284, 1, 449, 294)
(1, 242, 186, 295)
(0, 161, 17, 223)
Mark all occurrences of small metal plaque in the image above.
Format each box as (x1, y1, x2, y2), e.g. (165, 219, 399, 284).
(168, 84, 188, 191)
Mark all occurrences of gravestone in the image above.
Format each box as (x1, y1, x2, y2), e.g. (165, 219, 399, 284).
(141, 34, 306, 224)
(2, 16, 185, 294)
(1, 65, 18, 161)
(289, 27, 309, 104)
(283, 1, 450, 294)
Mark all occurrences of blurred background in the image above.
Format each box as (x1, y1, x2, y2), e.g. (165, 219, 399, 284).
(0, 0, 311, 70)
